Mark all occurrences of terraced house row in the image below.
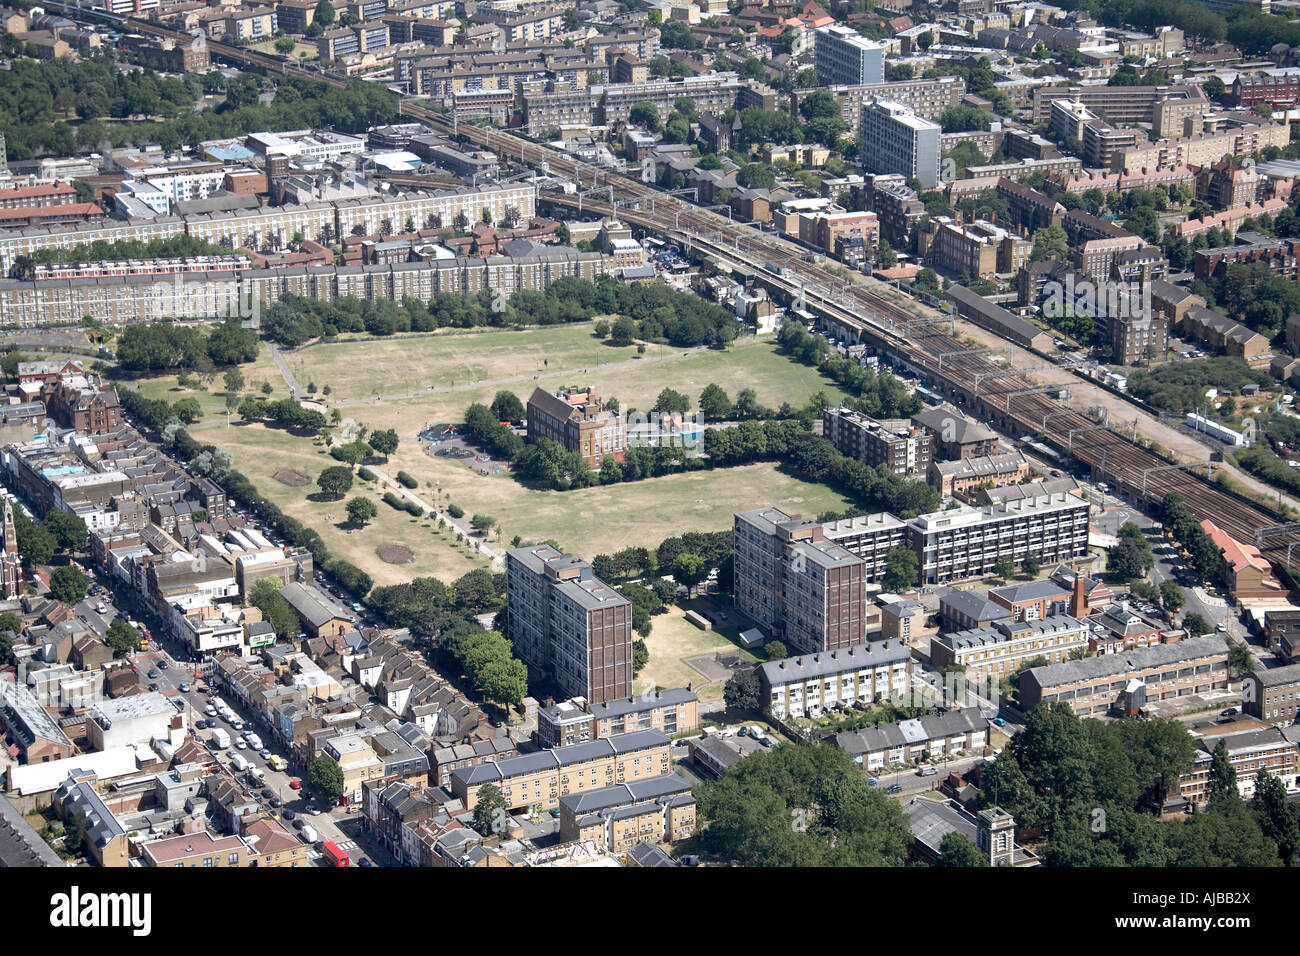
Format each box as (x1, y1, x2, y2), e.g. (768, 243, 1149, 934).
(0, 182, 536, 275)
(0, 244, 613, 326)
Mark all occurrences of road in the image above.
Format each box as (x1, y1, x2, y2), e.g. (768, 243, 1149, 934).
(88, 563, 373, 865)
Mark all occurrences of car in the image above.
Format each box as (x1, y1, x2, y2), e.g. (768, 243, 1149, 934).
(179, 682, 189, 693)
(235, 739, 247, 749)
(156, 660, 168, 670)
(867, 776, 879, 787)
(260, 749, 272, 760)
(148, 682, 159, 691)
(306, 806, 322, 816)
(1220, 707, 1238, 717)
(96, 603, 107, 614)
(283, 809, 296, 821)
(262, 787, 274, 799)
(289, 779, 302, 791)
(271, 796, 283, 808)
(147, 669, 159, 679)
(887, 784, 903, 794)
(205, 706, 216, 716)
(549, 807, 561, 818)
(358, 858, 374, 867)
(293, 817, 305, 830)
(992, 717, 1007, 727)
(918, 765, 938, 777)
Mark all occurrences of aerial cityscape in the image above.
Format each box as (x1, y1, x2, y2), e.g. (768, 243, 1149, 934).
(0, 0, 1297, 894)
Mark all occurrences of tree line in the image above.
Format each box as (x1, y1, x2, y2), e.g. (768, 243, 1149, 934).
(116, 320, 260, 374)
(980, 702, 1295, 866)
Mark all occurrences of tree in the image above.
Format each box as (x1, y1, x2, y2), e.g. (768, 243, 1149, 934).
(653, 387, 691, 415)
(346, 496, 377, 527)
(1031, 225, 1069, 262)
(473, 783, 509, 836)
(15, 515, 56, 566)
(316, 465, 354, 499)
(1106, 538, 1150, 580)
(106, 617, 140, 658)
(672, 552, 707, 596)
(632, 638, 649, 675)
(367, 428, 399, 461)
(1252, 766, 1300, 864)
(724, 667, 761, 712)
(698, 383, 733, 420)
(275, 36, 296, 54)
(594, 319, 611, 339)
(1226, 637, 1253, 676)
(629, 101, 662, 133)
(1207, 739, 1238, 812)
(475, 655, 528, 709)
(1183, 612, 1210, 637)
(1159, 580, 1184, 611)
(490, 391, 524, 423)
(308, 755, 345, 806)
(471, 514, 497, 537)
(42, 510, 87, 553)
(249, 577, 301, 640)
(764, 640, 788, 661)
(223, 367, 245, 394)
(1022, 554, 1041, 576)
(314, 0, 336, 26)
(693, 743, 912, 866)
(994, 555, 1016, 580)
(48, 565, 88, 605)
(737, 163, 777, 190)
(610, 316, 638, 346)
(882, 547, 919, 592)
(936, 832, 988, 866)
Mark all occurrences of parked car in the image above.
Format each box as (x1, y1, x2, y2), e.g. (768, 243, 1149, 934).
(179, 682, 189, 693)
(918, 765, 938, 777)
(1220, 707, 1238, 717)
(262, 788, 274, 800)
(156, 660, 168, 670)
(147, 669, 159, 679)
(260, 749, 272, 760)
(283, 809, 296, 821)
(148, 682, 159, 691)
(887, 783, 903, 794)
(992, 717, 1007, 727)
(289, 779, 302, 791)
(235, 739, 247, 749)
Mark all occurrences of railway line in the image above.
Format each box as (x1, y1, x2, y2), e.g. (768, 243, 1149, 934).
(58, 11, 1300, 562)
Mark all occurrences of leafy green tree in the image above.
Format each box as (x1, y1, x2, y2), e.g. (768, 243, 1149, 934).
(1207, 739, 1239, 812)
(632, 638, 649, 675)
(693, 744, 913, 866)
(610, 316, 638, 346)
(223, 367, 245, 394)
(737, 163, 776, 190)
(1022, 553, 1041, 576)
(882, 547, 919, 592)
(42, 510, 87, 553)
(473, 783, 509, 836)
(724, 667, 760, 712)
(471, 514, 497, 537)
(1183, 612, 1209, 636)
(249, 577, 301, 640)
(629, 101, 662, 133)
(1159, 580, 1184, 610)
(994, 555, 1016, 580)
(106, 617, 140, 658)
(314, 0, 336, 26)
(698, 383, 733, 420)
(672, 552, 707, 596)
(653, 387, 691, 415)
(16, 514, 56, 566)
(275, 36, 296, 54)
(48, 565, 88, 605)
(1226, 637, 1253, 676)
(1031, 225, 1069, 262)
(367, 428, 399, 461)
(346, 496, 377, 527)
(308, 755, 345, 806)
(316, 465, 354, 499)
(490, 391, 524, 423)
(1252, 766, 1300, 865)
(937, 832, 988, 866)
(764, 640, 788, 661)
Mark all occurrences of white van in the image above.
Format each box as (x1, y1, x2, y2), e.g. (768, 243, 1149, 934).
(246, 733, 264, 751)
(229, 752, 250, 773)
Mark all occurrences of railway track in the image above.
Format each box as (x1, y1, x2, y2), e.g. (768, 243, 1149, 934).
(62, 13, 1300, 559)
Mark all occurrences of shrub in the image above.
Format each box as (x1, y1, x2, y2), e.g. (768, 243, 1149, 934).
(396, 471, 418, 488)
(403, 500, 424, 517)
(447, 503, 465, 519)
(382, 492, 404, 509)
(357, 467, 376, 482)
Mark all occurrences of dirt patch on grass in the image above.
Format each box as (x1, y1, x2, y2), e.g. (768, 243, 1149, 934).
(274, 469, 311, 487)
(377, 544, 416, 564)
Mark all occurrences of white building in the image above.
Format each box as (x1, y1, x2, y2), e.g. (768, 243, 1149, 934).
(88, 692, 184, 751)
(814, 24, 886, 87)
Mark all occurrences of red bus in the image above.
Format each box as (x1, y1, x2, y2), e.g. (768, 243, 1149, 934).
(321, 841, 351, 867)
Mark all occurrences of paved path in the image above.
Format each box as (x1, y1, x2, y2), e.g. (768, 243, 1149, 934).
(269, 343, 303, 400)
(369, 462, 506, 570)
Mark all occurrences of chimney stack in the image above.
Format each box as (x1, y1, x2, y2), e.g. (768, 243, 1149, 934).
(1072, 570, 1087, 618)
